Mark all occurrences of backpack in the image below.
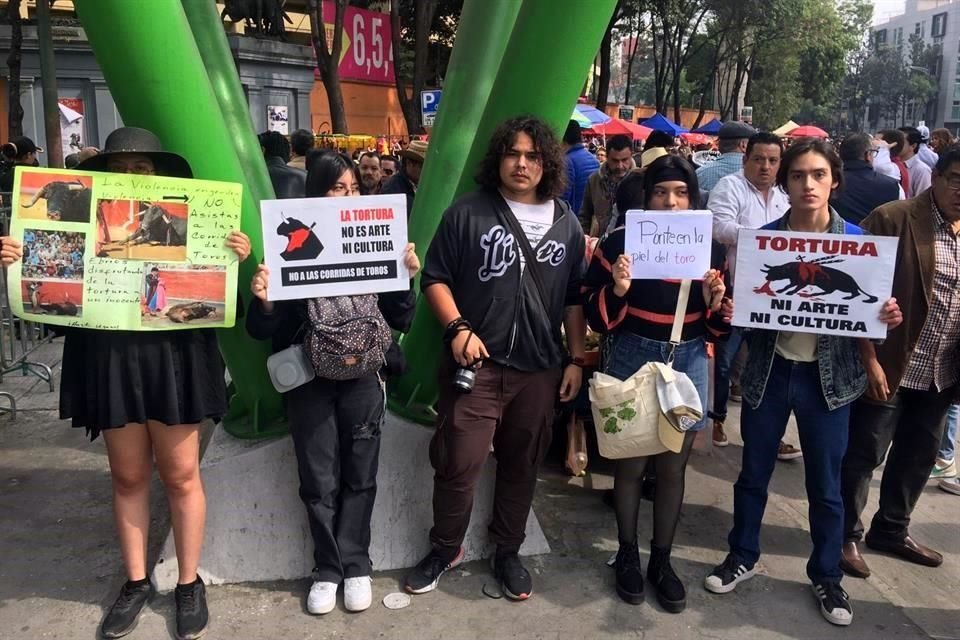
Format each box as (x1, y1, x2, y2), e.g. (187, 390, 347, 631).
(303, 295, 392, 381)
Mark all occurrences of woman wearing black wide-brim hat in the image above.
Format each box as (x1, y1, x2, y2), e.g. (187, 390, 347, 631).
(1, 126, 252, 640)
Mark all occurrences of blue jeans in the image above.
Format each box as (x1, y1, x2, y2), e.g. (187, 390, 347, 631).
(605, 332, 709, 432)
(939, 404, 959, 461)
(711, 328, 745, 422)
(728, 356, 849, 584)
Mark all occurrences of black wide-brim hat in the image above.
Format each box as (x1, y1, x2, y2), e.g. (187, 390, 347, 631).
(77, 127, 193, 178)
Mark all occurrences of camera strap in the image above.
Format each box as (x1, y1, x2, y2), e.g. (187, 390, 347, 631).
(492, 195, 560, 341)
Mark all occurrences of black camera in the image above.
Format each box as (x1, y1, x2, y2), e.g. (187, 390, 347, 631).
(453, 364, 478, 393)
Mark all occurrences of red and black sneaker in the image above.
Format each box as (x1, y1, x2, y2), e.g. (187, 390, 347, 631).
(404, 546, 464, 594)
(493, 551, 533, 601)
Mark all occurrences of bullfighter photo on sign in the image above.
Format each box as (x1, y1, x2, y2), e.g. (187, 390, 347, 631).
(732, 229, 898, 339)
(96, 199, 189, 261)
(140, 263, 227, 328)
(6, 166, 241, 331)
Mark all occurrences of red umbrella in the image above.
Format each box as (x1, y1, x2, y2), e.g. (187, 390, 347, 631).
(585, 118, 652, 141)
(786, 125, 829, 139)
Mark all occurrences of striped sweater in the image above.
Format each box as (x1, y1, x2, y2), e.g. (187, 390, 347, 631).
(582, 226, 730, 342)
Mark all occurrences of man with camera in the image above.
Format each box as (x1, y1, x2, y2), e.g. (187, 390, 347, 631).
(404, 116, 586, 601)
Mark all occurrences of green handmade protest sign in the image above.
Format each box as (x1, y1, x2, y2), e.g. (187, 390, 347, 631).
(7, 166, 242, 331)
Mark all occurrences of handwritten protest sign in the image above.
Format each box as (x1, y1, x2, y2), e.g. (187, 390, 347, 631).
(623, 210, 713, 280)
(7, 166, 241, 331)
(260, 194, 409, 300)
(732, 229, 898, 339)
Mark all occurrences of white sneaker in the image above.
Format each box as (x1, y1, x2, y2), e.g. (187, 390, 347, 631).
(930, 457, 957, 479)
(343, 576, 373, 612)
(307, 580, 338, 615)
(939, 477, 960, 495)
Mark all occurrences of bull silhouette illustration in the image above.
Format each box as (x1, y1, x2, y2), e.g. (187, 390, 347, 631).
(754, 255, 878, 303)
(276, 214, 323, 261)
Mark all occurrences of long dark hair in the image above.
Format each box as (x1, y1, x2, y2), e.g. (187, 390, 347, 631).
(305, 151, 359, 197)
(475, 115, 567, 200)
(643, 155, 701, 208)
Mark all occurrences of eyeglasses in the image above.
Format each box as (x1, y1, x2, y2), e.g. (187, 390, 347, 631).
(330, 183, 360, 196)
(942, 177, 960, 192)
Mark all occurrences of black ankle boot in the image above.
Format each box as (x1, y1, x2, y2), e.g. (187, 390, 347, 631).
(647, 542, 686, 613)
(615, 542, 644, 604)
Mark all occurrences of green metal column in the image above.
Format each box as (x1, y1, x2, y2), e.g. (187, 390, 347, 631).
(389, 0, 619, 424)
(180, 0, 277, 206)
(74, 0, 286, 437)
(387, 0, 523, 423)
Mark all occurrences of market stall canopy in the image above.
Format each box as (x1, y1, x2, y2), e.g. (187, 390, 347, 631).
(786, 124, 830, 139)
(681, 132, 712, 145)
(585, 118, 652, 141)
(572, 104, 612, 127)
(773, 120, 800, 136)
(691, 118, 722, 135)
(641, 113, 689, 135)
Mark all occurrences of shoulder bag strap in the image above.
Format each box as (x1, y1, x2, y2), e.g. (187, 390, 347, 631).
(492, 196, 555, 320)
(669, 279, 692, 347)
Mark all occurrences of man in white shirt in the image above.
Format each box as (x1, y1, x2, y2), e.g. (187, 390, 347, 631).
(899, 126, 933, 198)
(916, 125, 939, 169)
(707, 132, 799, 460)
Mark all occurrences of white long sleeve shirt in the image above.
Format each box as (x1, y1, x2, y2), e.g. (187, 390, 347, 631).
(708, 172, 790, 282)
(905, 154, 933, 198)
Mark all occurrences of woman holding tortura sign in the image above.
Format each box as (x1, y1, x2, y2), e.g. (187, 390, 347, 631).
(247, 151, 420, 616)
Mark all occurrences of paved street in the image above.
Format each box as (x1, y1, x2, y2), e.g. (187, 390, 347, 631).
(1, 340, 958, 639)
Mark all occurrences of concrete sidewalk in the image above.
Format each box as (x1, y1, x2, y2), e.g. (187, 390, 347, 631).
(1, 340, 958, 639)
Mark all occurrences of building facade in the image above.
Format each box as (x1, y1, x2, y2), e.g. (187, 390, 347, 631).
(873, 0, 959, 131)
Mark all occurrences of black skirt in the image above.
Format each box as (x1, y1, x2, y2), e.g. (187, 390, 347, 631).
(59, 327, 228, 440)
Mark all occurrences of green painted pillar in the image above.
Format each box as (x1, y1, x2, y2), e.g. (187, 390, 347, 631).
(387, 0, 522, 422)
(74, 0, 286, 438)
(180, 0, 277, 206)
(389, 0, 619, 424)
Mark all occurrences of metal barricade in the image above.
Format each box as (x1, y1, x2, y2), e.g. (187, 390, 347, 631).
(0, 194, 56, 421)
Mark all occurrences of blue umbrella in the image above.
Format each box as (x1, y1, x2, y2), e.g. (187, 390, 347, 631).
(572, 104, 612, 126)
(641, 113, 689, 135)
(692, 118, 723, 135)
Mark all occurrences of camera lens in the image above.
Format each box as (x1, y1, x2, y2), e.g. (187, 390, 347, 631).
(453, 366, 476, 393)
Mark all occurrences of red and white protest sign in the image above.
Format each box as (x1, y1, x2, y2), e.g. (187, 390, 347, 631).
(732, 229, 898, 339)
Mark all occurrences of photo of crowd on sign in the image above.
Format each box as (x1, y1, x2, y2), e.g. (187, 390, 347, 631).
(21, 228, 85, 280)
(95, 199, 189, 262)
(17, 170, 93, 223)
(19, 228, 85, 317)
(140, 263, 227, 328)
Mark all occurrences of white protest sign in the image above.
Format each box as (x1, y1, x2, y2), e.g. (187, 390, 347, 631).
(260, 193, 409, 301)
(623, 210, 713, 280)
(732, 229, 898, 339)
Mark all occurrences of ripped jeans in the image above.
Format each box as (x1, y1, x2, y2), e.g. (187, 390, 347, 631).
(286, 373, 386, 582)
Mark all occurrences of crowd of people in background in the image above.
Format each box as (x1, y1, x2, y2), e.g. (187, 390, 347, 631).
(21, 229, 85, 280)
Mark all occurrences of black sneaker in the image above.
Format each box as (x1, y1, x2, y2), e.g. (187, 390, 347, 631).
(174, 576, 209, 640)
(404, 546, 464, 594)
(703, 554, 757, 594)
(812, 581, 853, 626)
(100, 579, 154, 639)
(492, 551, 533, 601)
(614, 543, 644, 604)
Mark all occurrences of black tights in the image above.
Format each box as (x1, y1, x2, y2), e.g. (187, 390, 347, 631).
(614, 431, 696, 549)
